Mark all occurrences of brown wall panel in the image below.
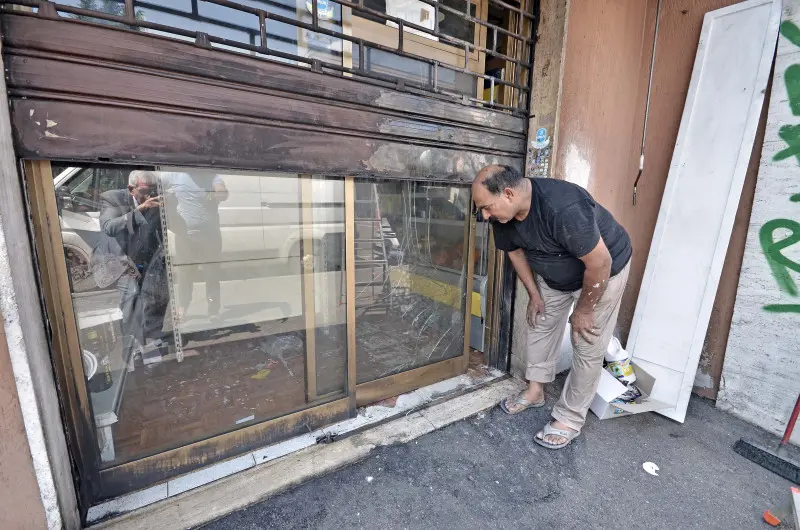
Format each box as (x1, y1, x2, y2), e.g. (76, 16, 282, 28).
(556, 0, 754, 397)
(5, 54, 524, 155)
(11, 99, 522, 181)
(1, 14, 525, 135)
(0, 317, 47, 529)
(554, 0, 658, 335)
(3, 12, 528, 181)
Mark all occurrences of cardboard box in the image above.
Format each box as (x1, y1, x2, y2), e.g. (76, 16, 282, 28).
(590, 361, 672, 420)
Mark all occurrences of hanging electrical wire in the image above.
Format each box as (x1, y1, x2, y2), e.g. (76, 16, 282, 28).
(633, 0, 662, 206)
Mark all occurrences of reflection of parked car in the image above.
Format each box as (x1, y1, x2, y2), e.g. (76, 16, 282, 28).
(55, 166, 132, 293)
(55, 167, 349, 292)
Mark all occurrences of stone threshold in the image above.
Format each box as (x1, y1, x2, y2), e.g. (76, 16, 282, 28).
(89, 371, 524, 528)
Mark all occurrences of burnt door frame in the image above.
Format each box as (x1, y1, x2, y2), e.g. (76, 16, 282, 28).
(4, 8, 530, 516)
(24, 159, 477, 506)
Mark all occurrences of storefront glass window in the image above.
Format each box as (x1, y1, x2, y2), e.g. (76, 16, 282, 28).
(353, 180, 469, 383)
(54, 166, 348, 465)
(49, 164, 474, 472)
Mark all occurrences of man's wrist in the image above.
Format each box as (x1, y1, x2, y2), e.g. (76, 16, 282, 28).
(573, 303, 592, 315)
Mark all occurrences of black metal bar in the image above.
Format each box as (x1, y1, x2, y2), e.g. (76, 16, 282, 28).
(137, 1, 259, 38)
(436, 3, 530, 44)
(145, 0, 534, 71)
(32, 3, 312, 63)
(347, 0, 536, 41)
(495, 252, 516, 372)
(311, 0, 318, 29)
(398, 19, 403, 53)
(342, 0, 533, 61)
(124, 0, 133, 21)
(378, 0, 536, 45)
(208, 1, 532, 93)
(21, 0, 525, 92)
(135, 0, 302, 50)
(259, 11, 267, 50)
(487, 0, 536, 22)
(259, 10, 527, 91)
(1, 0, 535, 113)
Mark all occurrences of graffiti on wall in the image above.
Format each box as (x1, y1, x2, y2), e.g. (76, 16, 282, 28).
(760, 198, 800, 313)
(761, 21, 800, 313)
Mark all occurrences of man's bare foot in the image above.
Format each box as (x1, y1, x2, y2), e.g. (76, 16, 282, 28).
(503, 382, 545, 413)
(542, 419, 578, 445)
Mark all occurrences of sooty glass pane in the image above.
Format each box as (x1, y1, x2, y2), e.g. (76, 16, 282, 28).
(55, 165, 346, 466)
(353, 180, 469, 383)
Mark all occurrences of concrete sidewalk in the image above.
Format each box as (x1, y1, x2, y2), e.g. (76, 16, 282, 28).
(204, 385, 797, 530)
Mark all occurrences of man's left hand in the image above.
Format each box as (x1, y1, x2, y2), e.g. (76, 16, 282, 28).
(570, 309, 600, 344)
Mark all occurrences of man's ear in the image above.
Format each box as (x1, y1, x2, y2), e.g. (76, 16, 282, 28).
(503, 187, 515, 200)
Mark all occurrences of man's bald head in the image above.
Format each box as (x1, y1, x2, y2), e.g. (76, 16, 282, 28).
(475, 165, 524, 193)
(472, 164, 529, 223)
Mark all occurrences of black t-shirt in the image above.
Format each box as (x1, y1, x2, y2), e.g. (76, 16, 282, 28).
(492, 179, 632, 292)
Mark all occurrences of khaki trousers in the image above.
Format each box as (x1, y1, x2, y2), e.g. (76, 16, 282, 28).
(525, 262, 630, 432)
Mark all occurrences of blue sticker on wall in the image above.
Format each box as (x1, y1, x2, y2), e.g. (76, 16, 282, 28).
(532, 127, 551, 149)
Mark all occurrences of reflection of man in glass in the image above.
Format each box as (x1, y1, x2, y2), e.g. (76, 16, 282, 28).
(99, 171, 169, 355)
(161, 171, 228, 319)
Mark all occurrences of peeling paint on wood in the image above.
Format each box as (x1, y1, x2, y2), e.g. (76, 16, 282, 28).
(11, 99, 521, 182)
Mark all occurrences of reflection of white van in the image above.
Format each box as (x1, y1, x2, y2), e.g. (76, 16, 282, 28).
(54, 166, 345, 292)
(160, 168, 345, 272)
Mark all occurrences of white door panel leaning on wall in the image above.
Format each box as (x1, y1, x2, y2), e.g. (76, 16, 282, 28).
(626, 0, 782, 423)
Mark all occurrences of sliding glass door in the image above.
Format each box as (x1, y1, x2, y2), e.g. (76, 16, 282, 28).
(353, 180, 473, 391)
(27, 162, 474, 501)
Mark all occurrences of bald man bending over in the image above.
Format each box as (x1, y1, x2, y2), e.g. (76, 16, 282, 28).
(473, 165, 631, 449)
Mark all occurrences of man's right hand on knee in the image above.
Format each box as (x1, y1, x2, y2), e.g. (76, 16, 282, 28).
(527, 296, 545, 328)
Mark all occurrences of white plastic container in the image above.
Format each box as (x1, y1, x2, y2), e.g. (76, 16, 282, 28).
(605, 336, 636, 384)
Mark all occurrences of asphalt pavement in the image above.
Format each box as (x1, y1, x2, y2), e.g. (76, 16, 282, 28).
(204, 381, 797, 530)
